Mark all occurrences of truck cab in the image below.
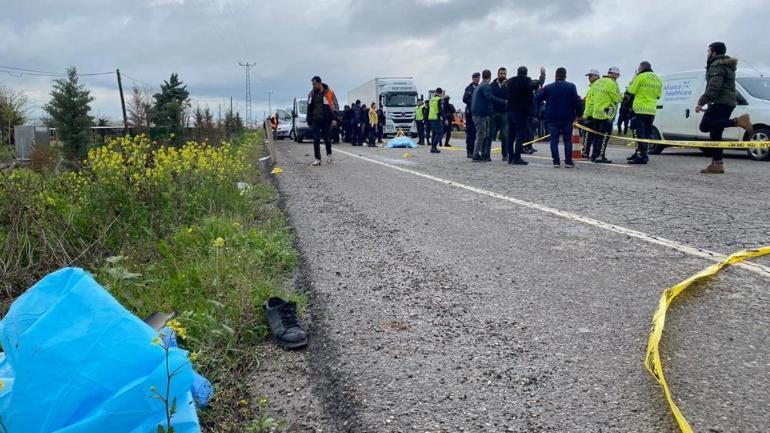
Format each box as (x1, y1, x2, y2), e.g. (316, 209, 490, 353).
(653, 70, 770, 161)
(380, 85, 419, 135)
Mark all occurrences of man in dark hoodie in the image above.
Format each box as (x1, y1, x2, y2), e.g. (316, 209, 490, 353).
(506, 66, 546, 165)
(696, 41, 753, 174)
(306, 76, 339, 165)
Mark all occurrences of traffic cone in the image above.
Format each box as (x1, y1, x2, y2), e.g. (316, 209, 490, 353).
(571, 126, 583, 160)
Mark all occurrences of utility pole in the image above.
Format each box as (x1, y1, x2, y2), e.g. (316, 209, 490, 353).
(267, 90, 273, 118)
(116, 69, 129, 135)
(230, 96, 233, 115)
(238, 62, 256, 128)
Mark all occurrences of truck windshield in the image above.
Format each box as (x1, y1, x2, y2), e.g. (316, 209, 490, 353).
(384, 92, 418, 107)
(297, 101, 307, 114)
(738, 78, 770, 100)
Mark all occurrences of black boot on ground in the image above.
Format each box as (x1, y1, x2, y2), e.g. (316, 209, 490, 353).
(263, 297, 307, 349)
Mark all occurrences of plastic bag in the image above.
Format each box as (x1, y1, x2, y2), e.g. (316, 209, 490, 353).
(0, 268, 200, 433)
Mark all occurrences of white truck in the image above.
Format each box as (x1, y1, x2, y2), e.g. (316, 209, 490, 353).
(347, 78, 419, 136)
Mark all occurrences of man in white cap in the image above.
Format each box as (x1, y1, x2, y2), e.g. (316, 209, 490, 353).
(587, 67, 621, 163)
(580, 68, 601, 158)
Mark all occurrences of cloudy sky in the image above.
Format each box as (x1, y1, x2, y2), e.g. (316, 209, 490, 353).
(1, 0, 768, 124)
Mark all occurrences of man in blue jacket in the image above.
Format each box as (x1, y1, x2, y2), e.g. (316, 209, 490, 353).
(537, 67, 582, 167)
(471, 69, 507, 161)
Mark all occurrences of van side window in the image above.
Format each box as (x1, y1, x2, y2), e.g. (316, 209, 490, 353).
(737, 92, 748, 106)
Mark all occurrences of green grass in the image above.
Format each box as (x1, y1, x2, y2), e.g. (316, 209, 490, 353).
(0, 131, 302, 432)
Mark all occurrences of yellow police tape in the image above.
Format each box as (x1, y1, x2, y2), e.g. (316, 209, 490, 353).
(644, 246, 770, 433)
(575, 123, 770, 149)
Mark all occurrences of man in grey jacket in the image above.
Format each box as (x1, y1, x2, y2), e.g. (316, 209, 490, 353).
(471, 70, 508, 161)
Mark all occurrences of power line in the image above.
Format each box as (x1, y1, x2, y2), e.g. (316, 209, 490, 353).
(238, 62, 256, 127)
(120, 72, 152, 88)
(0, 64, 114, 77)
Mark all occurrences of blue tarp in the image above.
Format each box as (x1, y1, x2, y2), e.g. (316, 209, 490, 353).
(0, 268, 201, 433)
(386, 136, 418, 148)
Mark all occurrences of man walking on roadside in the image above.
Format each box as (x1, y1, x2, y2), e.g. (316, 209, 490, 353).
(351, 100, 363, 146)
(463, 72, 480, 158)
(490, 67, 510, 160)
(506, 66, 546, 165)
(536, 67, 581, 168)
(306, 76, 338, 166)
(588, 67, 622, 164)
(697, 42, 753, 174)
(626, 61, 663, 165)
(415, 99, 426, 145)
(428, 88, 445, 153)
(581, 69, 601, 158)
(471, 70, 507, 161)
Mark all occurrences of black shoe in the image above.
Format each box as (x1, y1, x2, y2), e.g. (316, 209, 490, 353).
(564, 161, 575, 168)
(472, 156, 483, 162)
(466, 153, 473, 159)
(510, 158, 529, 166)
(593, 158, 613, 164)
(430, 148, 441, 153)
(626, 153, 639, 161)
(628, 157, 648, 165)
(263, 297, 307, 349)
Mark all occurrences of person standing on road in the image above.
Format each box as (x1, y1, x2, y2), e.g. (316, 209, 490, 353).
(423, 100, 432, 145)
(307, 76, 338, 166)
(580, 69, 601, 158)
(428, 88, 445, 154)
(463, 72, 481, 158)
(471, 70, 507, 161)
(588, 67, 622, 164)
(367, 102, 379, 147)
(505, 66, 546, 165)
(536, 67, 581, 168)
(490, 67, 510, 160)
(697, 42, 754, 174)
(415, 99, 426, 145)
(376, 104, 386, 144)
(625, 61, 663, 165)
(443, 96, 456, 146)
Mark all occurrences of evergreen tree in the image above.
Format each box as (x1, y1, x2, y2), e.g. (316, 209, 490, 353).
(153, 73, 190, 143)
(43, 67, 94, 168)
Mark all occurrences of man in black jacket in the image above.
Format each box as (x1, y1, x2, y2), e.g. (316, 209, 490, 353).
(490, 67, 510, 159)
(443, 96, 456, 146)
(463, 72, 480, 158)
(506, 66, 545, 165)
(306, 76, 339, 165)
(696, 41, 753, 174)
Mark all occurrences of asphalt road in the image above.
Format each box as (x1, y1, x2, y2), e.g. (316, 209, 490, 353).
(273, 137, 770, 433)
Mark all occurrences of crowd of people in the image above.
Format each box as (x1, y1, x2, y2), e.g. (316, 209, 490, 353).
(304, 41, 753, 173)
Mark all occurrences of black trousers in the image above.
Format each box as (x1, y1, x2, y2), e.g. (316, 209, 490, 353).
(506, 112, 529, 161)
(312, 122, 332, 160)
(699, 104, 735, 161)
(634, 114, 655, 158)
(590, 119, 613, 160)
(444, 122, 452, 145)
(377, 124, 384, 142)
(465, 114, 476, 155)
(416, 120, 425, 144)
(424, 120, 432, 142)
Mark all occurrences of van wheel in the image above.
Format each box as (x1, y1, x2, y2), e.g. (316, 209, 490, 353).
(746, 127, 770, 161)
(647, 127, 667, 155)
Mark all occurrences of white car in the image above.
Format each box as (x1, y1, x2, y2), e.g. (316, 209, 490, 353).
(651, 69, 770, 161)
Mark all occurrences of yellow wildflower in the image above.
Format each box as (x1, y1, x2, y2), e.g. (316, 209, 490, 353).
(213, 237, 225, 248)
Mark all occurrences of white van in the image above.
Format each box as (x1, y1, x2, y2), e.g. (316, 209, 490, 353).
(651, 69, 770, 161)
(291, 97, 310, 143)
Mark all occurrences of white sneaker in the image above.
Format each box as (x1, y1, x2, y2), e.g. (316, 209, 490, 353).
(326, 156, 332, 164)
(311, 160, 322, 166)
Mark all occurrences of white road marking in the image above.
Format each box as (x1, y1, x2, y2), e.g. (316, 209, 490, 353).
(335, 148, 770, 277)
